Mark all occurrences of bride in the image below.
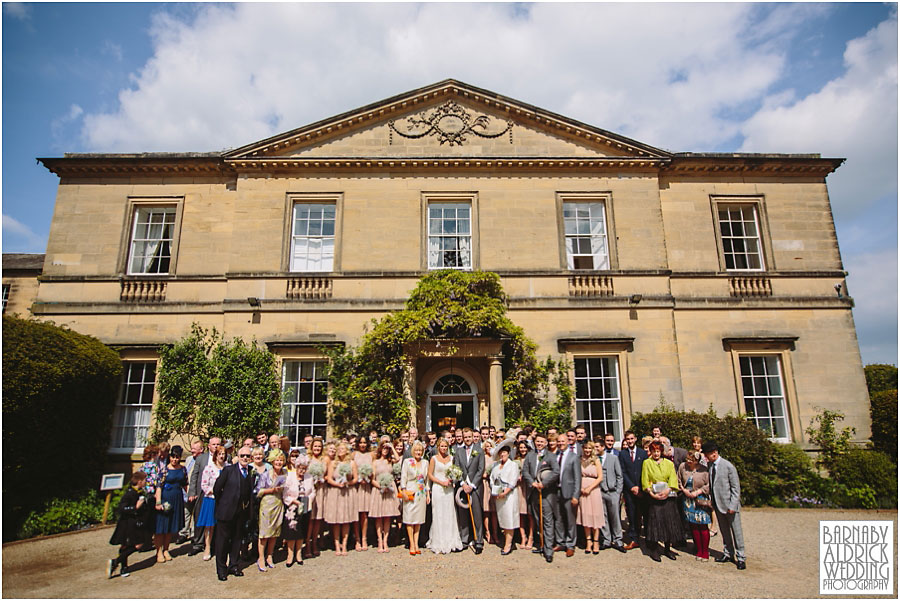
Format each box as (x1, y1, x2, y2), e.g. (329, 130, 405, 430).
(426, 438, 463, 554)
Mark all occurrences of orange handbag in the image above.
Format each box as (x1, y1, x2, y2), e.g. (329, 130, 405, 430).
(397, 489, 415, 501)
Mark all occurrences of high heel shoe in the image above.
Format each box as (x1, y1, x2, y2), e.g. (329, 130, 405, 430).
(257, 563, 267, 572)
(266, 559, 275, 569)
(585, 539, 593, 554)
(501, 547, 514, 556)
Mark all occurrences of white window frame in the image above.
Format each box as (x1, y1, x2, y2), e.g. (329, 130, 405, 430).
(572, 356, 624, 441)
(563, 200, 610, 270)
(738, 354, 791, 442)
(716, 203, 766, 271)
(124, 202, 181, 275)
(290, 202, 336, 272)
(281, 360, 329, 445)
(2, 284, 9, 312)
(427, 201, 473, 270)
(109, 362, 156, 453)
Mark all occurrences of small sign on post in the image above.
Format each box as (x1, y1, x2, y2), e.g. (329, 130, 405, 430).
(100, 473, 125, 525)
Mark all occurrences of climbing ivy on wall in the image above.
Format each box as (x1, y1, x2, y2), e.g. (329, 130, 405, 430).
(323, 270, 566, 435)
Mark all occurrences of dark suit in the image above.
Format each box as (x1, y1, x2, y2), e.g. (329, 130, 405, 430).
(619, 446, 648, 542)
(212, 463, 254, 578)
(453, 443, 485, 549)
(522, 449, 559, 557)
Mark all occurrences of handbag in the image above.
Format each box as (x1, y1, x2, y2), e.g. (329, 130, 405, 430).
(397, 489, 415, 502)
(695, 494, 712, 508)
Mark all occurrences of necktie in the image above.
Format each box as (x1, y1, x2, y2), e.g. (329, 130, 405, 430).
(241, 467, 247, 478)
(710, 463, 717, 503)
(631, 449, 635, 461)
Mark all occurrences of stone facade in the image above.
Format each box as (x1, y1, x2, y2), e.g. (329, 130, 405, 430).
(2, 253, 43, 317)
(34, 80, 870, 460)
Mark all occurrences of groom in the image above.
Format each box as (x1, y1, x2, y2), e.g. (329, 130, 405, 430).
(453, 427, 485, 554)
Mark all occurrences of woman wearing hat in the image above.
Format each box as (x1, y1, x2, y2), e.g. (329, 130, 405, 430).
(490, 438, 520, 555)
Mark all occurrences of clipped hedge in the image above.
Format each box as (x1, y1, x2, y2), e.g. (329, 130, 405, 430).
(630, 406, 772, 505)
(3, 316, 122, 540)
(864, 364, 898, 393)
(869, 389, 898, 462)
(831, 448, 898, 509)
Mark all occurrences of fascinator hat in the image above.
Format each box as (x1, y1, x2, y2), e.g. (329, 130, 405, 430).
(492, 436, 517, 461)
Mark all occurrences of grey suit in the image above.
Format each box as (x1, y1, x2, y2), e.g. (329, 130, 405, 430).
(598, 450, 624, 546)
(710, 457, 745, 562)
(453, 443, 485, 549)
(522, 449, 559, 557)
(555, 447, 582, 550)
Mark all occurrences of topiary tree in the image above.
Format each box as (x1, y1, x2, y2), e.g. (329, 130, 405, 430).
(864, 364, 897, 462)
(2, 315, 122, 540)
(869, 389, 897, 462)
(152, 324, 282, 444)
(323, 270, 553, 435)
(864, 363, 898, 393)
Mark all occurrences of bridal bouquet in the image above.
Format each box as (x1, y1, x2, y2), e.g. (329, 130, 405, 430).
(335, 462, 352, 484)
(376, 472, 395, 493)
(307, 462, 325, 483)
(445, 464, 464, 486)
(357, 463, 373, 482)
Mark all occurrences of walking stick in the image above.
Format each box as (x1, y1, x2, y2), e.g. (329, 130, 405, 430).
(466, 491, 477, 539)
(538, 489, 544, 550)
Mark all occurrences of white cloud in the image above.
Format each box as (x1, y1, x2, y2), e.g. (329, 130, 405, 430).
(51, 104, 84, 148)
(3, 3, 30, 20)
(2, 214, 46, 252)
(79, 4, 810, 153)
(740, 13, 898, 219)
(844, 248, 899, 365)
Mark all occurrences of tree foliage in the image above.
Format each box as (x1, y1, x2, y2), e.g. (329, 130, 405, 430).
(864, 364, 898, 462)
(324, 270, 556, 435)
(864, 363, 898, 393)
(2, 315, 122, 540)
(152, 324, 282, 443)
(805, 408, 855, 473)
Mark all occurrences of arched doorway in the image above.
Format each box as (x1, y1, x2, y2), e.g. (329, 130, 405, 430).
(426, 373, 478, 432)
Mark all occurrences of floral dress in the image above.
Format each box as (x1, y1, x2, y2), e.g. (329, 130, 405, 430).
(400, 458, 428, 525)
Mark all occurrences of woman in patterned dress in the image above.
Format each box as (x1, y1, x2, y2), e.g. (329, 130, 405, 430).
(353, 436, 374, 551)
(304, 438, 327, 559)
(324, 442, 357, 556)
(678, 451, 713, 561)
(576, 440, 605, 553)
(369, 440, 400, 553)
(255, 449, 287, 571)
(400, 441, 429, 555)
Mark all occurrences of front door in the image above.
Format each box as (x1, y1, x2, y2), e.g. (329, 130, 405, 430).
(429, 395, 475, 431)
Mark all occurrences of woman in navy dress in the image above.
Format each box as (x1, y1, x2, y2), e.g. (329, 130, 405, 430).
(154, 445, 187, 564)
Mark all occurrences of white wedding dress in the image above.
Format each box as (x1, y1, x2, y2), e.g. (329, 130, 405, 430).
(426, 457, 463, 554)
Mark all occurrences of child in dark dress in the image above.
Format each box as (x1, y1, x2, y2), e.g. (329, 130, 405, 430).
(108, 472, 151, 578)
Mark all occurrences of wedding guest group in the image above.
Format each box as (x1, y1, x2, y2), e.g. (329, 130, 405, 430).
(106, 426, 747, 580)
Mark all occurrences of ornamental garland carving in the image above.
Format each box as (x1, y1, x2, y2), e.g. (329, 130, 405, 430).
(388, 100, 513, 146)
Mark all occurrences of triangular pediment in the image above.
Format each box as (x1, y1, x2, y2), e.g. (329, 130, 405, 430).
(224, 80, 670, 161)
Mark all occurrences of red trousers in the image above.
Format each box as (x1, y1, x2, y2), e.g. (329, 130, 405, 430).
(691, 524, 710, 559)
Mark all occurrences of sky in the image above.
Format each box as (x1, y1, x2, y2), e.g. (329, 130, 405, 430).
(2, 2, 897, 365)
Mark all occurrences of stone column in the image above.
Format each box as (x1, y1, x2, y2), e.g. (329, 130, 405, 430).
(476, 393, 489, 428)
(488, 354, 504, 428)
(402, 357, 417, 428)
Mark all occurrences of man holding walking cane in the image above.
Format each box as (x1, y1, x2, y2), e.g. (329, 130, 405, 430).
(522, 432, 560, 562)
(453, 428, 485, 554)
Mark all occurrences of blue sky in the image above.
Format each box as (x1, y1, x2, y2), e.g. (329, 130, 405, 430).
(2, 2, 897, 365)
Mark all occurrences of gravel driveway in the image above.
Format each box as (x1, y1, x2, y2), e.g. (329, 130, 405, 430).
(3, 507, 896, 598)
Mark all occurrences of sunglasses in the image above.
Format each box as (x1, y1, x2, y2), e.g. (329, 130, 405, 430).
(238, 453, 252, 458)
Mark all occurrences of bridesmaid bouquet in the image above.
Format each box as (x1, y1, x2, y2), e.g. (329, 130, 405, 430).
(307, 462, 325, 483)
(446, 464, 463, 485)
(335, 462, 352, 484)
(391, 462, 402, 477)
(358, 463, 373, 482)
(376, 472, 395, 493)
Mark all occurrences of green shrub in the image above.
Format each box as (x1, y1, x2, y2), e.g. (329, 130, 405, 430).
(869, 389, 898, 462)
(630, 405, 772, 505)
(831, 448, 897, 509)
(864, 364, 898, 393)
(3, 316, 122, 540)
(17, 486, 125, 539)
